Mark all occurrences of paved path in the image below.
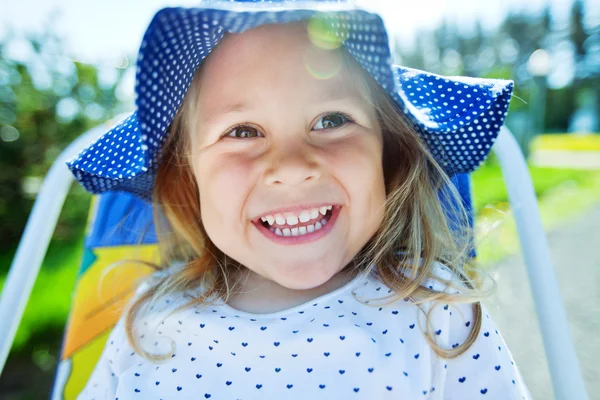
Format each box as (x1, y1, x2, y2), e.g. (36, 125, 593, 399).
(484, 205, 600, 399)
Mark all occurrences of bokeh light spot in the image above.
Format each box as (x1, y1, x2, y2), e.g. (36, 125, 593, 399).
(0, 125, 20, 142)
(307, 13, 346, 50)
(304, 45, 343, 80)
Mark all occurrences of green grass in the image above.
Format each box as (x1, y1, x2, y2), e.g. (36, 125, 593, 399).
(472, 163, 600, 265)
(0, 237, 83, 352)
(471, 163, 600, 215)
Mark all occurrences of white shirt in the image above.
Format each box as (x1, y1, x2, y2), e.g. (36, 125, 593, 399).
(77, 264, 531, 399)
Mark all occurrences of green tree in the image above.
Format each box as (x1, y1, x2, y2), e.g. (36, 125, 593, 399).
(0, 27, 131, 253)
(571, 0, 588, 61)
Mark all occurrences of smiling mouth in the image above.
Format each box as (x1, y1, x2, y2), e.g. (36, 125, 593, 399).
(253, 205, 341, 245)
(259, 207, 334, 236)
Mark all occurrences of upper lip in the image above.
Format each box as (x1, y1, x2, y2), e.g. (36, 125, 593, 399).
(253, 203, 339, 220)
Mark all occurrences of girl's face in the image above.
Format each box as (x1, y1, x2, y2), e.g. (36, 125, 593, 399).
(189, 22, 386, 292)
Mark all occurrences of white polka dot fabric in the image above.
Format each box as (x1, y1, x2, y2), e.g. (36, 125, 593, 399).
(65, 0, 514, 202)
(77, 263, 531, 399)
(393, 68, 513, 174)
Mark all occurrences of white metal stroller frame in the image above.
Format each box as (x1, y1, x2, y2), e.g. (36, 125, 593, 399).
(0, 125, 589, 400)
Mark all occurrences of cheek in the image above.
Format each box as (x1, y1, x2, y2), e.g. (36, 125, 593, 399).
(194, 154, 255, 235)
(331, 136, 384, 186)
(329, 137, 386, 229)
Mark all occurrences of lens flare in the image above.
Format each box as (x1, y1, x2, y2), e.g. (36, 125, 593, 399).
(304, 46, 343, 80)
(307, 13, 347, 50)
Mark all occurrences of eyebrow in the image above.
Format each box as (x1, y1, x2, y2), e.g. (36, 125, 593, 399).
(205, 85, 366, 124)
(318, 85, 366, 103)
(205, 102, 250, 124)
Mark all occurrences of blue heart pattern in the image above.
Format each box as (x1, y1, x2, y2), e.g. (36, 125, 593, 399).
(80, 259, 524, 398)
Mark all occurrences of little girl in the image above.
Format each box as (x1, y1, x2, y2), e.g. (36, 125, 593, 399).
(68, 0, 531, 399)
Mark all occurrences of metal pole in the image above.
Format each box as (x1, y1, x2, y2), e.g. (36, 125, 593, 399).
(492, 127, 589, 400)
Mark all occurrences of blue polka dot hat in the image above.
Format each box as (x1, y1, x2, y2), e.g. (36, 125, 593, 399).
(67, 0, 514, 202)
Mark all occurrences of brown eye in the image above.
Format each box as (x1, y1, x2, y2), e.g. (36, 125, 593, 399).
(227, 125, 262, 138)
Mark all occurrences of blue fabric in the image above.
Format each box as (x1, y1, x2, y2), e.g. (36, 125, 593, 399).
(449, 173, 476, 258)
(85, 191, 157, 249)
(450, 173, 473, 226)
(66, 0, 513, 202)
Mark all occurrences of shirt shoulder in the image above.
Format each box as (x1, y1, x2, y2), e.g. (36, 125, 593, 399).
(405, 263, 532, 399)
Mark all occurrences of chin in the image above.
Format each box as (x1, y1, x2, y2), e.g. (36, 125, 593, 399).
(281, 279, 326, 291)
(271, 266, 337, 291)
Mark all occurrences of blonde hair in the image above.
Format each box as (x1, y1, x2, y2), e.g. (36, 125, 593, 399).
(124, 43, 492, 362)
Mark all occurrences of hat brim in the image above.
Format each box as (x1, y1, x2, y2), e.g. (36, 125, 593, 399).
(67, 3, 513, 201)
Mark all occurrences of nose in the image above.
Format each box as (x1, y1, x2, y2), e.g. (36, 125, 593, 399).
(263, 140, 322, 186)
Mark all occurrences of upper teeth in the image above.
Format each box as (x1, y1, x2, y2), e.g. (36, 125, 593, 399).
(261, 205, 332, 226)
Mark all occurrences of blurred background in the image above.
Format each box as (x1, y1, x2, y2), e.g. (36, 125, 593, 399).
(0, 0, 598, 398)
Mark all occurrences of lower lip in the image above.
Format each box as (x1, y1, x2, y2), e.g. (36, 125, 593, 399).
(253, 206, 341, 245)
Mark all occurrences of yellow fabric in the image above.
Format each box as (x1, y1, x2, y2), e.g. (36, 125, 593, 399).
(62, 329, 110, 399)
(58, 244, 158, 399)
(61, 245, 158, 359)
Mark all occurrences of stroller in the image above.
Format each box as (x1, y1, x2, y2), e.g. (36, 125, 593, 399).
(0, 119, 589, 399)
